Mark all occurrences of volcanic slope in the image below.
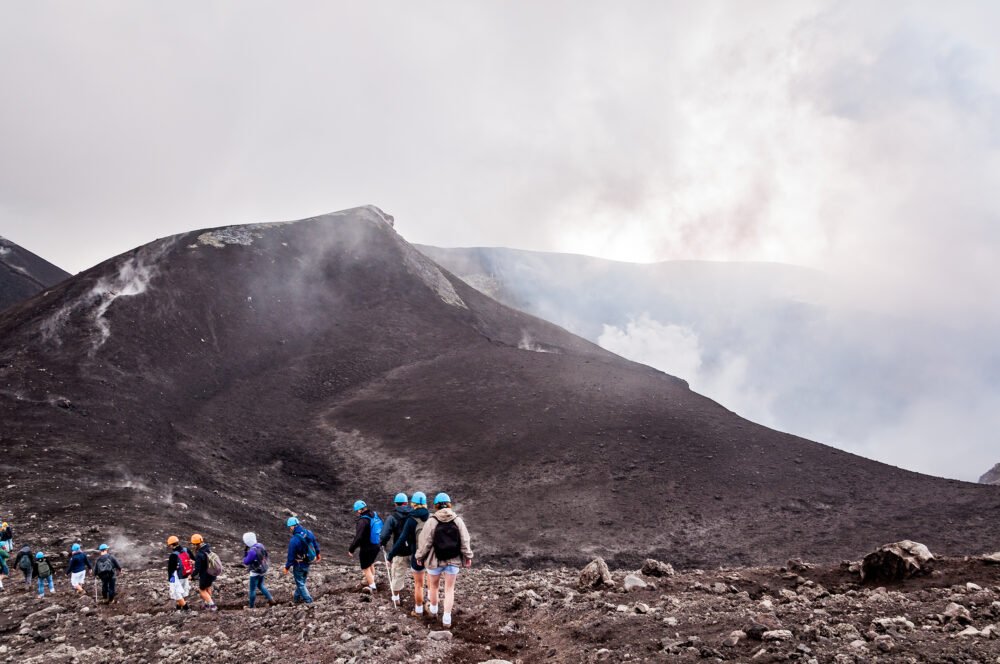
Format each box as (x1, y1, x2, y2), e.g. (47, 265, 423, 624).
(1, 206, 997, 568)
(0, 235, 71, 311)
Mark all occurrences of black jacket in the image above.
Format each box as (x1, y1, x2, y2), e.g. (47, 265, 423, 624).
(194, 543, 216, 580)
(380, 505, 414, 549)
(14, 545, 33, 573)
(386, 507, 429, 561)
(95, 553, 122, 577)
(0, 525, 12, 540)
(349, 510, 380, 554)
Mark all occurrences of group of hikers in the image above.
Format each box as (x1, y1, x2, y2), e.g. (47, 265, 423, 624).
(1, 492, 473, 628)
(0, 521, 124, 603)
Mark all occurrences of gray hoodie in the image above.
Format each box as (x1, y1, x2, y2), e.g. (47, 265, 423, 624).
(415, 507, 473, 569)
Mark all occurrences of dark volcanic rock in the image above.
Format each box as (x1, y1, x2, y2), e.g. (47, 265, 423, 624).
(861, 540, 935, 582)
(0, 236, 71, 311)
(2, 207, 1000, 567)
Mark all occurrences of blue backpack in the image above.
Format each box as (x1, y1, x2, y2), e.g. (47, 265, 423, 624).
(296, 531, 318, 563)
(364, 512, 384, 546)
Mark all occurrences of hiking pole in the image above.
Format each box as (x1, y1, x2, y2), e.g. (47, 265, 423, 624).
(381, 547, 398, 609)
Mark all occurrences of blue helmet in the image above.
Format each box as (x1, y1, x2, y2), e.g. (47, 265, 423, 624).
(394, 492, 408, 504)
(98, 544, 109, 551)
(71, 543, 81, 552)
(353, 500, 367, 511)
(434, 492, 452, 506)
(411, 491, 427, 506)
(36, 552, 44, 559)
(286, 516, 300, 527)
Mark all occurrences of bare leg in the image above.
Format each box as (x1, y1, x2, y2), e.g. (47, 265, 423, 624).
(427, 573, 441, 611)
(442, 573, 457, 615)
(413, 571, 425, 607)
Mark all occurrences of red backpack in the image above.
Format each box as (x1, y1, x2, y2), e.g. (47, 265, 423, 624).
(176, 548, 195, 578)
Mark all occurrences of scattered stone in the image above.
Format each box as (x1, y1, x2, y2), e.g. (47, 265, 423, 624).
(943, 602, 973, 625)
(874, 635, 895, 652)
(623, 574, 648, 592)
(634, 603, 650, 614)
(722, 630, 745, 647)
(762, 630, 793, 641)
(579, 558, 615, 589)
(428, 630, 453, 641)
(641, 559, 675, 577)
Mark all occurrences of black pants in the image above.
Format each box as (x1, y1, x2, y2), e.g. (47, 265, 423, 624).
(101, 574, 117, 599)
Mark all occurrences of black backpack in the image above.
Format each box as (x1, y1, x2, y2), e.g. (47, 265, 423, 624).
(432, 518, 462, 561)
(17, 551, 32, 572)
(249, 543, 269, 574)
(95, 556, 116, 578)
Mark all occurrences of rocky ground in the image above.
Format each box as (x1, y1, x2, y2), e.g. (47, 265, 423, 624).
(2, 549, 1000, 663)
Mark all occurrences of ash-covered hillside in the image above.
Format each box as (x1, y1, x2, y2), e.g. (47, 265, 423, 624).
(0, 236, 71, 311)
(1, 206, 998, 567)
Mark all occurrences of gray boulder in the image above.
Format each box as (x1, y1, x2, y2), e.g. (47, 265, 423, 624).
(623, 574, 649, 592)
(861, 540, 934, 582)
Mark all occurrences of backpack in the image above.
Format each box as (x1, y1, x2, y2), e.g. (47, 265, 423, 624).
(95, 556, 116, 578)
(205, 550, 224, 577)
(250, 543, 269, 574)
(296, 531, 318, 563)
(363, 512, 384, 546)
(37, 559, 52, 579)
(176, 548, 195, 578)
(18, 552, 32, 572)
(431, 518, 462, 561)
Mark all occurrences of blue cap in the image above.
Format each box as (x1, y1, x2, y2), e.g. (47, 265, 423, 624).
(98, 544, 109, 551)
(411, 491, 427, 505)
(286, 516, 300, 527)
(353, 500, 367, 511)
(35, 552, 44, 559)
(394, 492, 408, 504)
(433, 492, 451, 505)
(71, 543, 81, 552)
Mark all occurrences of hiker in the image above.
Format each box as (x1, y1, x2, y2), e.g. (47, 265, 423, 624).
(0, 544, 9, 591)
(348, 500, 382, 592)
(94, 543, 122, 603)
(14, 544, 33, 589)
(242, 532, 275, 608)
(34, 551, 55, 598)
(380, 492, 414, 605)
(191, 534, 219, 611)
(415, 492, 473, 628)
(0, 521, 12, 551)
(66, 542, 93, 595)
(166, 535, 193, 611)
(386, 491, 430, 616)
(283, 516, 320, 605)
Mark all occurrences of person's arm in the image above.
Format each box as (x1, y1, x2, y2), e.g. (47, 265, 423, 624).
(285, 536, 298, 571)
(348, 518, 366, 554)
(457, 517, 474, 564)
(387, 518, 415, 560)
(311, 531, 321, 557)
(85, 554, 93, 571)
(243, 547, 257, 567)
(415, 518, 435, 564)
(167, 552, 179, 580)
(112, 556, 122, 572)
(379, 515, 395, 548)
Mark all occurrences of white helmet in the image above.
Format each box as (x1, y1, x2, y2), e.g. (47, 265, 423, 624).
(242, 532, 257, 547)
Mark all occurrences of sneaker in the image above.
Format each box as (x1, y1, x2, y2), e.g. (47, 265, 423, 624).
(442, 614, 452, 628)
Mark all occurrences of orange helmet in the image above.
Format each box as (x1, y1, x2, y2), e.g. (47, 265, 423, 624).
(190, 533, 204, 545)
(166, 535, 179, 546)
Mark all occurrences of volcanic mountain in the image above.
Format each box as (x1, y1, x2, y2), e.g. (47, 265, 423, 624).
(1, 206, 997, 567)
(0, 235, 71, 311)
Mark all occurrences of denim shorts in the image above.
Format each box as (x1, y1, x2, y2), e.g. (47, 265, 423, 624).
(426, 564, 460, 576)
(409, 555, 425, 573)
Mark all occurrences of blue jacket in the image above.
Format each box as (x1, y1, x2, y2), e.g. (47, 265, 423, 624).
(66, 551, 92, 574)
(285, 526, 320, 570)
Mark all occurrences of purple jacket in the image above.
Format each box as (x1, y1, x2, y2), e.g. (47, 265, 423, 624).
(243, 543, 268, 574)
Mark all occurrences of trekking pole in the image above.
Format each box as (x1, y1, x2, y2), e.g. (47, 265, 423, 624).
(381, 547, 397, 609)
(94, 575, 99, 604)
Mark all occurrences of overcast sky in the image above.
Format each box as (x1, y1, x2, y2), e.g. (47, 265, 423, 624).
(2, 2, 999, 479)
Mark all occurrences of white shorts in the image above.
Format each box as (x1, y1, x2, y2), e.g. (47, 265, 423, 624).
(71, 571, 86, 586)
(169, 576, 190, 601)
